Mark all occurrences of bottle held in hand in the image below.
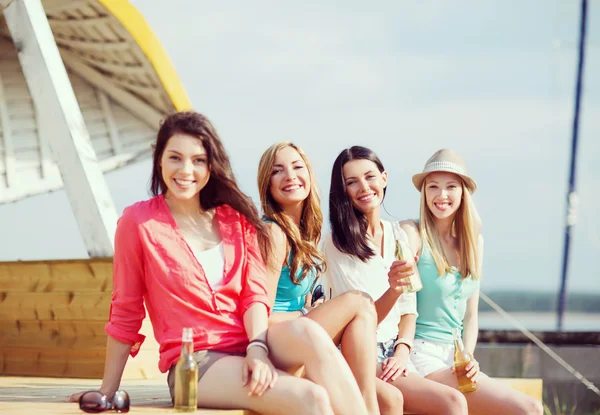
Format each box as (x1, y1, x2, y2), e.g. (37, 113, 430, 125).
(174, 327, 198, 412)
(453, 328, 477, 393)
(391, 222, 423, 293)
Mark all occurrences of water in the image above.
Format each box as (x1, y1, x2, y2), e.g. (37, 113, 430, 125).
(479, 312, 600, 332)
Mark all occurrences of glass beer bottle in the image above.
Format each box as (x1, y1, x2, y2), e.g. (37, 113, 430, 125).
(391, 222, 423, 293)
(174, 327, 198, 412)
(453, 328, 477, 393)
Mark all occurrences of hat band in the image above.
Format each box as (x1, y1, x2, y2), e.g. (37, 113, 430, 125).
(422, 161, 466, 176)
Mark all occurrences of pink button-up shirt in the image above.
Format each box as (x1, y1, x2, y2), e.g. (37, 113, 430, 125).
(105, 195, 270, 373)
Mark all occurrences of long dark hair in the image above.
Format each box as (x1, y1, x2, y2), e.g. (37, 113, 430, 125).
(150, 111, 269, 256)
(329, 146, 387, 262)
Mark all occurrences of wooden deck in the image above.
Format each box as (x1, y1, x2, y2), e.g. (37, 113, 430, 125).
(0, 375, 541, 415)
(0, 376, 255, 414)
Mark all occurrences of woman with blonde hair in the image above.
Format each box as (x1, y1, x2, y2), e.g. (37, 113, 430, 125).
(403, 148, 543, 414)
(257, 142, 408, 415)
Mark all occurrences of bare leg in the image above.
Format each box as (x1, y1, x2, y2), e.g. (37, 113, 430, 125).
(427, 368, 543, 415)
(375, 377, 404, 415)
(388, 373, 467, 415)
(194, 355, 333, 415)
(306, 290, 380, 414)
(268, 317, 369, 415)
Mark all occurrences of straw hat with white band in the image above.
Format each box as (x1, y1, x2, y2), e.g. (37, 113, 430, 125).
(412, 149, 477, 193)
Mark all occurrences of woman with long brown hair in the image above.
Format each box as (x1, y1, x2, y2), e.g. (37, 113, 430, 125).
(257, 142, 410, 415)
(67, 112, 371, 415)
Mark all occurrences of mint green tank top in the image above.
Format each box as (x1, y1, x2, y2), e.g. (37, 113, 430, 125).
(415, 243, 480, 344)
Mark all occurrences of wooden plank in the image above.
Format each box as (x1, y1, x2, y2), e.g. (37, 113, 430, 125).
(0, 320, 107, 349)
(0, 261, 113, 292)
(0, 347, 106, 378)
(97, 89, 122, 154)
(0, 377, 259, 414)
(59, 49, 163, 129)
(0, 292, 111, 320)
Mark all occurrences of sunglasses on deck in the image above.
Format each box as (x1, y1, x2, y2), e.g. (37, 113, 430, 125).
(79, 390, 130, 413)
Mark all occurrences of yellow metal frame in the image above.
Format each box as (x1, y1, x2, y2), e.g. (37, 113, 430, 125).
(98, 0, 192, 111)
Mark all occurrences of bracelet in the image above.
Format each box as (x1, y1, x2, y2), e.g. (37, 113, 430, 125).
(393, 337, 413, 352)
(299, 307, 308, 316)
(246, 340, 269, 354)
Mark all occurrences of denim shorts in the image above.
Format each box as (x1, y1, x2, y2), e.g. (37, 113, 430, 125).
(377, 339, 418, 374)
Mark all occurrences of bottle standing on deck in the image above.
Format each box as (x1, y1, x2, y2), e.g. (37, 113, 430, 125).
(174, 327, 198, 412)
(453, 328, 477, 393)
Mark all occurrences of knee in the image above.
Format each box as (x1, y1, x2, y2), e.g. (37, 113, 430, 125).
(341, 290, 376, 319)
(289, 317, 332, 349)
(299, 384, 330, 415)
(444, 389, 468, 415)
(522, 398, 543, 415)
(378, 387, 404, 415)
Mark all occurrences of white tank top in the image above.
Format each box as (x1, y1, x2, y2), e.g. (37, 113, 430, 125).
(192, 242, 225, 289)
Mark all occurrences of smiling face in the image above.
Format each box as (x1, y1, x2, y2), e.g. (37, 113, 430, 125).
(160, 133, 210, 201)
(424, 171, 464, 220)
(269, 146, 311, 208)
(342, 159, 387, 214)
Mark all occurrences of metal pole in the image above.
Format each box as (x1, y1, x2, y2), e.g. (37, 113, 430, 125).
(557, 0, 588, 331)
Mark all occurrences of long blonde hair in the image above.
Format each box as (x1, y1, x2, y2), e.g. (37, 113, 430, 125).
(419, 179, 481, 280)
(257, 142, 326, 283)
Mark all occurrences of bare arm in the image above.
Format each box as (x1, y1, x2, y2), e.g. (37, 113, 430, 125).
(392, 313, 417, 360)
(463, 289, 479, 354)
(244, 302, 270, 343)
(264, 223, 301, 325)
(99, 336, 133, 397)
(463, 234, 484, 354)
(67, 335, 132, 402)
(374, 289, 402, 325)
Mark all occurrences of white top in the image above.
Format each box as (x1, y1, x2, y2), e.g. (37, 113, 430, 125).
(321, 220, 417, 343)
(193, 242, 225, 289)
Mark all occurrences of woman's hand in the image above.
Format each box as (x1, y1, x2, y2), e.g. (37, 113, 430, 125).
(242, 346, 278, 396)
(66, 390, 86, 403)
(66, 388, 113, 403)
(465, 354, 481, 383)
(379, 356, 409, 383)
(388, 255, 419, 291)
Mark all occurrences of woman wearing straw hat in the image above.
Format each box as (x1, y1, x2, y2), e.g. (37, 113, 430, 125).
(402, 149, 543, 414)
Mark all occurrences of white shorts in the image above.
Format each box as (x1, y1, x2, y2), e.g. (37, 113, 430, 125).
(410, 338, 455, 377)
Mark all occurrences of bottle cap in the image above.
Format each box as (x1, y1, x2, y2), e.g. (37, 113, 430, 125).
(182, 327, 193, 342)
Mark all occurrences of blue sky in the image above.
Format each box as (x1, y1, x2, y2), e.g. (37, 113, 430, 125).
(0, 1, 598, 294)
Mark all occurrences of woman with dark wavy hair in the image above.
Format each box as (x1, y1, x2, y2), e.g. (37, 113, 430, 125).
(324, 145, 469, 415)
(257, 142, 405, 415)
(68, 112, 370, 415)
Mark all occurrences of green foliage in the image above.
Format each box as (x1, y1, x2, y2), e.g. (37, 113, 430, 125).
(543, 393, 577, 415)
